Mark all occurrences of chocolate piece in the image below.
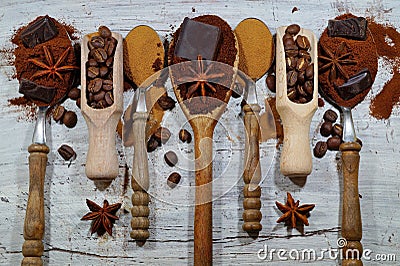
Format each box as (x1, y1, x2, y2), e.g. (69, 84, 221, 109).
(328, 17, 368, 40)
(335, 69, 372, 101)
(20, 15, 59, 48)
(19, 78, 56, 104)
(174, 17, 221, 61)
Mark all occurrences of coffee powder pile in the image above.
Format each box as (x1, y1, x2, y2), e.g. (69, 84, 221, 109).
(368, 19, 400, 119)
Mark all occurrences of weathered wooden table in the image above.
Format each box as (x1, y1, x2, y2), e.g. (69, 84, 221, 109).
(0, 0, 399, 265)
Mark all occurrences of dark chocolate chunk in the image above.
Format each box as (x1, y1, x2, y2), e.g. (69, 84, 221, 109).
(20, 15, 59, 48)
(328, 17, 368, 40)
(174, 17, 221, 61)
(335, 69, 372, 101)
(19, 78, 56, 104)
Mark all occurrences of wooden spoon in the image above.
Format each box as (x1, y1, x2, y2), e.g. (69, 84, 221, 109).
(275, 26, 318, 177)
(234, 18, 274, 235)
(123, 25, 165, 242)
(81, 31, 123, 188)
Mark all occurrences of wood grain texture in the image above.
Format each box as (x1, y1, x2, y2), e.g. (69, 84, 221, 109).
(0, 0, 400, 265)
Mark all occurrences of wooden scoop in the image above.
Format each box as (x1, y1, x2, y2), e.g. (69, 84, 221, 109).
(123, 25, 165, 242)
(275, 26, 318, 178)
(234, 18, 274, 236)
(81, 32, 123, 188)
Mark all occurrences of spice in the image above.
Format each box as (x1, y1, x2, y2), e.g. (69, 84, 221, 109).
(368, 19, 400, 119)
(275, 192, 315, 228)
(318, 14, 378, 108)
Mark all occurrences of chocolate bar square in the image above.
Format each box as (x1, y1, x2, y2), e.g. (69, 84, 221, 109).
(174, 17, 221, 61)
(19, 78, 56, 104)
(328, 17, 367, 40)
(20, 15, 59, 48)
(335, 69, 372, 100)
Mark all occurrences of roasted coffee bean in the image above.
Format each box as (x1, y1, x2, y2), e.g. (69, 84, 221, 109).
(93, 90, 106, 102)
(287, 70, 298, 87)
(287, 87, 297, 101)
(297, 71, 305, 84)
(98, 25, 112, 38)
(284, 44, 298, 57)
(296, 84, 307, 97)
(266, 75, 276, 93)
(296, 57, 307, 72)
(105, 91, 113, 105)
(154, 127, 171, 144)
(68, 87, 80, 100)
(283, 36, 295, 47)
(87, 66, 99, 79)
(304, 81, 313, 95)
(313, 141, 328, 158)
(323, 109, 338, 123)
(296, 35, 310, 50)
(53, 105, 65, 122)
(305, 64, 314, 79)
(147, 136, 159, 152)
(320, 121, 333, 137)
(87, 58, 98, 67)
(57, 144, 76, 161)
(90, 36, 105, 49)
(164, 151, 178, 167)
(297, 97, 308, 104)
(76, 98, 81, 109)
(167, 172, 181, 188)
(157, 95, 176, 110)
(299, 50, 311, 61)
(332, 123, 343, 138)
(99, 66, 109, 77)
(327, 136, 342, 151)
(105, 37, 117, 56)
(105, 56, 114, 67)
(282, 33, 294, 42)
(88, 78, 103, 93)
(63, 111, 78, 128)
(285, 24, 301, 35)
(91, 48, 107, 63)
(286, 56, 297, 70)
(88, 92, 94, 102)
(179, 129, 192, 143)
(98, 99, 108, 108)
(102, 79, 113, 91)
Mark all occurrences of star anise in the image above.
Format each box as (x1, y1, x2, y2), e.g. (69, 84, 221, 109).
(275, 192, 315, 228)
(177, 55, 225, 103)
(28, 46, 79, 81)
(81, 199, 122, 236)
(319, 42, 357, 81)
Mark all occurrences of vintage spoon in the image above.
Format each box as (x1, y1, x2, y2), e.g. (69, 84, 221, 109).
(275, 26, 318, 177)
(234, 18, 274, 235)
(81, 31, 123, 188)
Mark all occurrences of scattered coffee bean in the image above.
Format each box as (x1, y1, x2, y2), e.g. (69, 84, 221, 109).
(167, 172, 181, 188)
(285, 24, 301, 35)
(266, 75, 276, 93)
(327, 136, 342, 151)
(154, 127, 171, 144)
(57, 144, 76, 161)
(164, 151, 178, 167)
(98, 25, 112, 38)
(332, 123, 343, 138)
(179, 129, 192, 143)
(323, 109, 338, 123)
(53, 105, 65, 123)
(63, 111, 78, 128)
(313, 141, 328, 158)
(157, 94, 176, 111)
(147, 136, 159, 152)
(68, 87, 80, 100)
(320, 121, 333, 137)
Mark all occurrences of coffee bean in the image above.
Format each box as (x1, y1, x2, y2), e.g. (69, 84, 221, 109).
(105, 56, 114, 67)
(154, 127, 171, 144)
(296, 84, 307, 97)
(99, 66, 109, 77)
(105, 37, 117, 56)
(284, 44, 298, 57)
(93, 90, 106, 102)
(320, 121, 333, 137)
(102, 79, 113, 91)
(157, 95, 176, 111)
(296, 57, 307, 72)
(283, 36, 295, 47)
(90, 36, 105, 49)
(299, 50, 311, 61)
(296, 35, 310, 50)
(91, 48, 107, 63)
(53, 105, 65, 122)
(285, 24, 300, 35)
(297, 97, 308, 104)
(57, 144, 76, 161)
(305, 64, 314, 80)
(287, 87, 297, 101)
(313, 141, 328, 158)
(323, 109, 338, 123)
(282, 33, 294, 42)
(98, 25, 112, 38)
(286, 56, 297, 70)
(105, 91, 113, 105)
(164, 151, 178, 167)
(147, 136, 159, 152)
(266, 75, 276, 93)
(87, 66, 99, 79)
(287, 70, 298, 87)
(297, 71, 305, 84)
(332, 123, 343, 138)
(327, 136, 342, 151)
(97, 99, 107, 108)
(304, 81, 313, 95)
(167, 172, 181, 188)
(68, 87, 80, 100)
(76, 98, 81, 109)
(63, 111, 78, 128)
(87, 59, 98, 67)
(179, 129, 192, 143)
(88, 78, 103, 93)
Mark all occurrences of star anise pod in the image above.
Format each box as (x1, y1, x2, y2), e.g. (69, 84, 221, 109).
(28, 46, 79, 81)
(81, 199, 122, 236)
(177, 55, 225, 103)
(275, 192, 315, 228)
(319, 42, 357, 81)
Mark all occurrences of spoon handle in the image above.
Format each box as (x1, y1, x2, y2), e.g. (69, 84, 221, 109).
(22, 144, 49, 266)
(340, 142, 363, 265)
(130, 112, 150, 241)
(242, 104, 262, 235)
